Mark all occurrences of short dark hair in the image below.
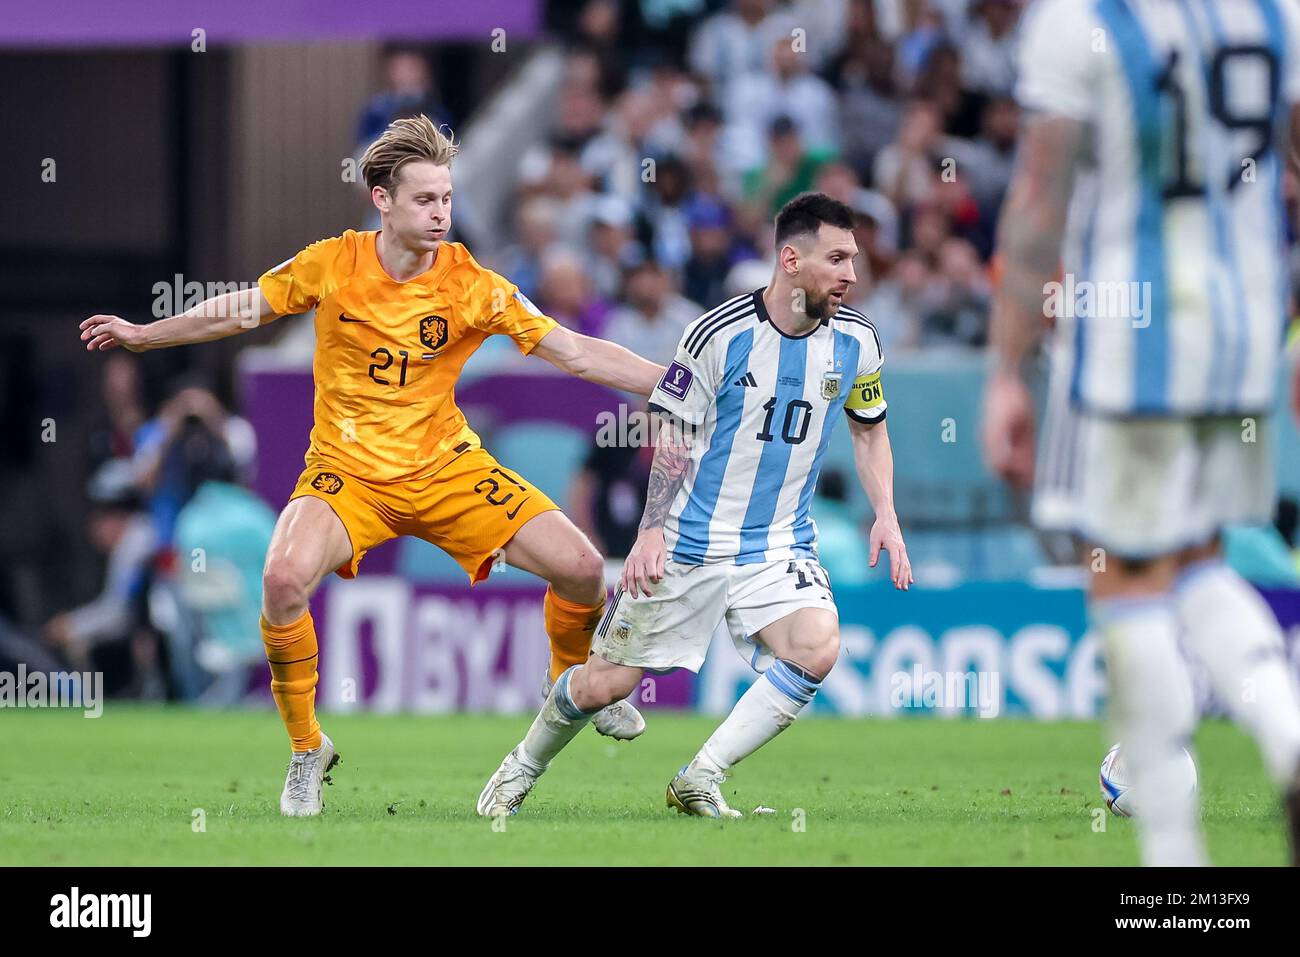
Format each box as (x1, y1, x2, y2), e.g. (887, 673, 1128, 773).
(773, 192, 856, 250)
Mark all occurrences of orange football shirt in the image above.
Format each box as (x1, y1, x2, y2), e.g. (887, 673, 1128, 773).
(258, 229, 557, 483)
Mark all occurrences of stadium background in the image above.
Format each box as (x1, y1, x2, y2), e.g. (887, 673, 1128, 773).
(3, 0, 1300, 724)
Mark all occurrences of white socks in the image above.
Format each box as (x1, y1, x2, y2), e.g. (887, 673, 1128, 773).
(1174, 560, 1300, 786)
(518, 665, 595, 771)
(1094, 595, 1206, 866)
(690, 659, 820, 775)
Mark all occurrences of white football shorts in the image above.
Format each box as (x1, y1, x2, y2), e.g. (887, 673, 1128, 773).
(1034, 388, 1274, 559)
(592, 557, 838, 673)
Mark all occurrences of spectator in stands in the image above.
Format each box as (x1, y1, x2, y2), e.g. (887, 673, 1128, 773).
(724, 33, 841, 175)
(823, 0, 882, 88)
(603, 259, 701, 367)
(859, 250, 940, 352)
(87, 353, 147, 472)
(682, 194, 752, 308)
(174, 440, 278, 705)
(355, 47, 454, 152)
(535, 136, 601, 249)
(131, 383, 257, 547)
(43, 459, 163, 698)
(926, 152, 989, 255)
(688, 0, 795, 106)
(725, 256, 775, 299)
(908, 201, 954, 266)
(555, 51, 614, 150)
(586, 194, 644, 301)
(568, 420, 654, 561)
(874, 99, 943, 210)
(640, 153, 695, 270)
(582, 86, 684, 206)
(742, 116, 835, 219)
(490, 195, 560, 300)
(923, 237, 992, 348)
(960, 0, 1022, 98)
(895, 4, 948, 90)
(681, 101, 734, 200)
(834, 36, 905, 186)
(536, 245, 613, 338)
(943, 94, 1020, 221)
(914, 42, 983, 137)
(568, 0, 630, 95)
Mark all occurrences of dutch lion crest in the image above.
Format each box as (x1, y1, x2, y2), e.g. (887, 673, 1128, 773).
(420, 315, 449, 352)
(311, 472, 344, 495)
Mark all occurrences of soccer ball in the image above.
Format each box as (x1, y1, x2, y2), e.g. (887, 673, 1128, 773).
(1099, 743, 1198, 818)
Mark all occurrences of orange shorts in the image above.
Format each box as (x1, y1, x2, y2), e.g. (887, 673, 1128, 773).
(289, 446, 559, 583)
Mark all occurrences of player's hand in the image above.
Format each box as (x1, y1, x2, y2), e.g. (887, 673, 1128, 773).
(80, 315, 147, 353)
(621, 528, 666, 598)
(869, 516, 913, 591)
(981, 370, 1036, 490)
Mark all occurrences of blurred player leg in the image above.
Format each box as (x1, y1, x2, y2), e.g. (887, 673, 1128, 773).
(672, 607, 838, 818)
(503, 510, 645, 739)
(1174, 548, 1300, 863)
(1092, 556, 1205, 866)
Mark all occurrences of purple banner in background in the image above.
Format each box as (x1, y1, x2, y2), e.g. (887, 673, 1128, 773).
(1, 1, 540, 48)
(310, 579, 694, 713)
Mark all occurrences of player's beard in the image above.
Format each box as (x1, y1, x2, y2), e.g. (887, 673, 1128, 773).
(802, 287, 839, 321)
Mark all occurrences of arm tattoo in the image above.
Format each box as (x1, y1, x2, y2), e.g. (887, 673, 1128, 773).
(639, 416, 692, 531)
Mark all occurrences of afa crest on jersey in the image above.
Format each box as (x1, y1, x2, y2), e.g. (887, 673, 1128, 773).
(420, 315, 449, 352)
(820, 372, 842, 400)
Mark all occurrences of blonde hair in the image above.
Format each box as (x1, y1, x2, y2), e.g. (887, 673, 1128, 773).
(360, 115, 458, 194)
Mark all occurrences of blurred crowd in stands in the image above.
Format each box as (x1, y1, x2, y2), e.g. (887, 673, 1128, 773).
(26, 0, 1300, 702)
(485, 0, 1022, 362)
(1, 354, 275, 703)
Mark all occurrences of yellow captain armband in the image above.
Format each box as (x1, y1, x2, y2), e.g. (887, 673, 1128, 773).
(844, 371, 884, 410)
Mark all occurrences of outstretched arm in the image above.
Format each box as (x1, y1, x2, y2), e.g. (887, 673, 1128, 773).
(620, 413, 693, 597)
(847, 416, 912, 590)
(80, 288, 280, 352)
(530, 325, 665, 396)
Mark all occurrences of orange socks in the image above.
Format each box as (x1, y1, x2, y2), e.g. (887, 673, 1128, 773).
(262, 610, 322, 752)
(544, 586, 605, 682)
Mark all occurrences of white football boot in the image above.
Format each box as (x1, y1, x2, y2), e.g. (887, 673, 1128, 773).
(477, 747, 542, 817)
(666, 765, 743, 819)
(542, 673, 646, 741)
(279, 732, 339, 817)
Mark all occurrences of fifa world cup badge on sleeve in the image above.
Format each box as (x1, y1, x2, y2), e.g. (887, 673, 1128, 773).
(658, 361, 694, 400)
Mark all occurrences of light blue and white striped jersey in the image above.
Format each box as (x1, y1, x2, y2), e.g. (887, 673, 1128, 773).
(648, 289, 886, 566)
(1017, 0, 1300, 415)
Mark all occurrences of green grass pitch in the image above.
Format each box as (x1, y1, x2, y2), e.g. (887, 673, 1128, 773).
(0, 707, 1291, 865)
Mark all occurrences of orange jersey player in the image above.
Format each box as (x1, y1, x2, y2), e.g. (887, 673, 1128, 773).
(80, 115, 665, 817)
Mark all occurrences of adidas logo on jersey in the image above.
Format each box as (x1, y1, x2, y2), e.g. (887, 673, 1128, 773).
(733, 372, 757, 388)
